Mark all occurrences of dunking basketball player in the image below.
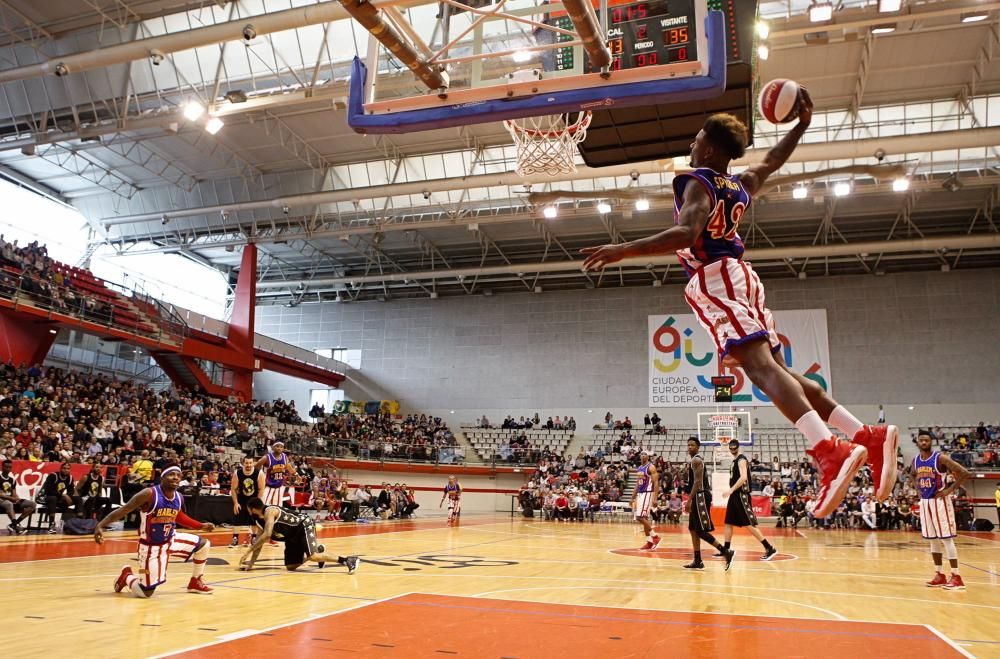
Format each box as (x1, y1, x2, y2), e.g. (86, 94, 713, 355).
(94, 465, 215, 597)
(914, 430, 970, 591)
(230, 455, 263, 548)
(582, 91, 898, 518)
(684, 437, 735, 571)
(716, 439, 777, 560)
(632, 451, 661, 550)
(440, 475, 462, 525)
(240, 497, 359, 574)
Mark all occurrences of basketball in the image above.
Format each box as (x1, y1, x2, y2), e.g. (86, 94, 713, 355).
(758, 79, 801, 124)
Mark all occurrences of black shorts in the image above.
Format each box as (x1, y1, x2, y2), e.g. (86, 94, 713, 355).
(688, 491, 715, 533)
(724, 489, 758, 527)
(234, 497, 255, 527)
(282, 519, 322, 567)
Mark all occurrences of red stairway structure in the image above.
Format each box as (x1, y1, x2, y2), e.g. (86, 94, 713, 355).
(0, 243, 343, 401)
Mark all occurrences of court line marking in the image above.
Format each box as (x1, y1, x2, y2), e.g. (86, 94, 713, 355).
(471, 585, 848, 621)
(148, 592, 410, 658)
(925, 624, 976, 659)
(960, 562, 1000, 577)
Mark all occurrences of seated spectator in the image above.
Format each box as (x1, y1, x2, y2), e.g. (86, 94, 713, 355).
(41, 462, 82, 533)
(76, 463, 112, 520)
(0, 458, 36, 534)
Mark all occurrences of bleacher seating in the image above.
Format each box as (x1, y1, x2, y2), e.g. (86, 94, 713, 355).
(462, 426, 574, 462)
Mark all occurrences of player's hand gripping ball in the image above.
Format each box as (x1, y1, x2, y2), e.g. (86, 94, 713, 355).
(758, 79, 801, 124)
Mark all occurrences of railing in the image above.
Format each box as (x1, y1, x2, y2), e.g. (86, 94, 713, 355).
(0, 266, 182, 345)
(276, 434, 470, 468)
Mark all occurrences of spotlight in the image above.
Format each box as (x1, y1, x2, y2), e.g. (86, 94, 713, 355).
(878, 0, 902, 12)
(205, 117, 224, 134)
(224, 90, 248, 104)
(792, 186, 808, 199)
(634, 199, 649, 211)
(756, 21, 770, 39)
(941, 174, 963, 192)
(183, 102, 205, 121)
(833, 182, 851, 197)
(53, 63, 69, 77)
(757, 43, 769, 60)
(596, 202, 612, 214)
(809, 2, 833, 22)
(534, 286, 543, 294)
(543, 206, 557, 219)
(892, 177, 910, 192)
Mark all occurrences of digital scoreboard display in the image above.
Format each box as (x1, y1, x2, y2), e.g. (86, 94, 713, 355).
(599, 0, 696, 71)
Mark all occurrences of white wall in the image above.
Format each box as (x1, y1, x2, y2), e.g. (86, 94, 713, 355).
(331, 469, 526, 513)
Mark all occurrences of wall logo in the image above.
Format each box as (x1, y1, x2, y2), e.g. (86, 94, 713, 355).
(648, 310, 832, 408)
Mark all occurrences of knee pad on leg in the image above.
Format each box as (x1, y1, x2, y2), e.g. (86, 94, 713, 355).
(928, 538, 943, 554)
(193, 539, 211, 560)
(942, 537, 958, 561)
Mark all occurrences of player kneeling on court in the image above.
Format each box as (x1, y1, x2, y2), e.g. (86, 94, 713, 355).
(240, 497, 359, 574)
(94, 465, 215, 597)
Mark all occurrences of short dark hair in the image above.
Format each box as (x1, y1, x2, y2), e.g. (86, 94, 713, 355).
(728, 439, 740, 449)
(703, 113, 749, 159)
(247, 497, 264, 510)
(688, 436, 701, 447)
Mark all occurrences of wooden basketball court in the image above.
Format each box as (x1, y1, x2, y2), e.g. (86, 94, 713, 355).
(2, 515, 997, 658)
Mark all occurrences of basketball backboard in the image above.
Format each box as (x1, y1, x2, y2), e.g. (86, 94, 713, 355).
(345, 0, 729, 134)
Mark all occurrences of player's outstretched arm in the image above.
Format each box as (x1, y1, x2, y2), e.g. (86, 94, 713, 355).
(94, 489, 152, 544)
(739, 87, 814, 196)
(580, 182, 713, 271)
(935, 454, 972, 498)
(240, 509, 276, 569)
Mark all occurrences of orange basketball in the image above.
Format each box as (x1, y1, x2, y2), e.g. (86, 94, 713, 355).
(758, 79, 801, 124)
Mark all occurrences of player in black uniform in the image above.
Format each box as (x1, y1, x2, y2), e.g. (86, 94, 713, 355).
(716, 440, 778, 561)
(0, 459, 36, 535)
(684, 437, 735, 571)
(76, 463, 112, 520)
(241, 497, 359, 574)
(230, 456, 264, 547)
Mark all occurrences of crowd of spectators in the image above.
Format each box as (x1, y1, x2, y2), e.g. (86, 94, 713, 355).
(311, 412, 461, 463)
(0, 235, 116, 322)
(477, 413, 577, 431)
(919, 423, 999, 469)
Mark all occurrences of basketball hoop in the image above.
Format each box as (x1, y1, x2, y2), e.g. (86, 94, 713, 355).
(707, 414, 740, 446)
(504, 111, 592, 177)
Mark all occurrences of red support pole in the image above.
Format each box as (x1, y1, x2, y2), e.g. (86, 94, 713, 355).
(0, 308, 58, 366)
(227, 243, 258, 401)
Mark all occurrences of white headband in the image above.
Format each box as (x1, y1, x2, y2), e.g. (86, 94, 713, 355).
(161, 466, 181, 477)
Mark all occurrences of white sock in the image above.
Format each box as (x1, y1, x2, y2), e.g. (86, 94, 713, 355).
(796, 410, 832, 448)
(127, 576, 146, 598)
(829, 405, 864, 438)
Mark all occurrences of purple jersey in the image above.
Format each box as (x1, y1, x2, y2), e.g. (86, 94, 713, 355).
(265, 451, 288, 488)
(673, 168, 752, 276)
(636, 463, 653, 493)
(913, 452, 944, 500)
(139, 485, 181, 545)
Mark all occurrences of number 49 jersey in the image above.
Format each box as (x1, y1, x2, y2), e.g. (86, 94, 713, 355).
(673, 168, 751, 276)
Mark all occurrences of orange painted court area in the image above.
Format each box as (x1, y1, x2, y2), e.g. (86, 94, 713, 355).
(174, 593, 966, 659)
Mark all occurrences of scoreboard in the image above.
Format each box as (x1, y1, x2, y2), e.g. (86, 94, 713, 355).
(543, 0, 755, 73)
(599, 0, 696, 71)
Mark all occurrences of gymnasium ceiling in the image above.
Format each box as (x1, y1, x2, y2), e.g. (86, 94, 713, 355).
(0, 0, 998, 304)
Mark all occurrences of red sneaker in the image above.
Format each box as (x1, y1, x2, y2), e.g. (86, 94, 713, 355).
(187, 576, 213, 594)
(808, 437, 868, 518)
(926, 572, 948, 588)
(649, 535, 662, 550)
(852, 425, 899, 501)
(640, 540, 654, 550)
(268, 539, 278, 546)
(114, 565, 133, 593)
(943, 574, 966, 591)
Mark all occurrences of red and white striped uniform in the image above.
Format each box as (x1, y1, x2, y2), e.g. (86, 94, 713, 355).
(633, 492, 653, 519)
(136, 485, 200, 588)
(919, 496, 956, 540)
(683, 257, 779, 367)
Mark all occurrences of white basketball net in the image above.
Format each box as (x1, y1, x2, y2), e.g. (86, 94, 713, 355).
(708, 414, 740, 445)
(504, 111, 592, 177)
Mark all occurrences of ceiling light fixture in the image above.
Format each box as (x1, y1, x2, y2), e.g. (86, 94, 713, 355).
(756, 21, 770, 39)
(634, 199, 650, 211)
(892, 177, 910, 192)
(833, 182, 851, 196)
(757, 43, 770, 60)
(205, 117, 224, 134)
(942, 174, 963, 192)
(792, 186, 808, 199)
(961, 11, 989, 22)
(597, 202, 612, 214)
(543, 206, 558, 218)
(871, 23, 896, 34)
(183, 102, 205, 121)
(878, 0, 902, 12)
(512, 50, 533, 63)
(809, 2, 833, 22)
